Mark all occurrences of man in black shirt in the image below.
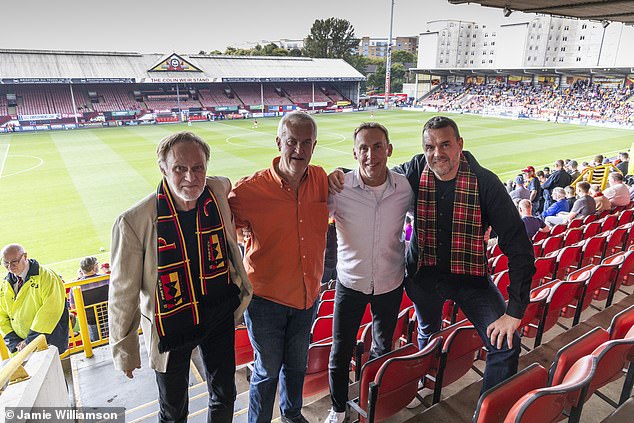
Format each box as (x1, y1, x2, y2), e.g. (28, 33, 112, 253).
(330, 116, 534, 395)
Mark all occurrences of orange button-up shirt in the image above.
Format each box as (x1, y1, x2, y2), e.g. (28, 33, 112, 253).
(228, 157, 328, 309)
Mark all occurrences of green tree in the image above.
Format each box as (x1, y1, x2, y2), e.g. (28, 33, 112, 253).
(367, 62, 406, 93)
(303, 17, 359, 59)
(391, 50, 416, 64)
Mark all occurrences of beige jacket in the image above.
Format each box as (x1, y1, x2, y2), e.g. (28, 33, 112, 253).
(108, 177, 252, 373)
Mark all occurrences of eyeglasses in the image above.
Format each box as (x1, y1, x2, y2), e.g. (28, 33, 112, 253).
(2, 253, 24, 267)
(284, 139, 314, 149)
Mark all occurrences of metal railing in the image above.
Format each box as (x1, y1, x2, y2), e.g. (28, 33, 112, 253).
(0, 334, 48, 393)
(571, 163, 621, 190)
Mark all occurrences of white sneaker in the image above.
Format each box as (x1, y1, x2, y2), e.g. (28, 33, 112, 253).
(324, 409, 345, 423)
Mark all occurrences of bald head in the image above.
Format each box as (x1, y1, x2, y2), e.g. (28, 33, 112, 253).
(1, 244, 27, 275)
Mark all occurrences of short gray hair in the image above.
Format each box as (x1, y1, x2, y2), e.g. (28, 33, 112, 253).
(353, 122, 391, 145)
(277, 111, 317, 140)
(80, 256, 98, 273)
(552, 187, 566, 199)
(157, 132, 210, 167)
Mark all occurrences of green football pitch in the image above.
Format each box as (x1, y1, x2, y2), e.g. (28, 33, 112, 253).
(1, 109, 632, 279)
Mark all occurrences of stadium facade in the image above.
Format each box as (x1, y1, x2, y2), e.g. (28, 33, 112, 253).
(0, 50, 364, 132)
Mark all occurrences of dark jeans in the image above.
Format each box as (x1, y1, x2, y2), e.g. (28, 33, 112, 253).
(244, 295, 316, 423)
(328, 281, 403, 412)
(404, 273, 520, 392)
(155, 315, 236, 423)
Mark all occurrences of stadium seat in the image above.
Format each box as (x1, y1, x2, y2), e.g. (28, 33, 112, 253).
(473, 363, 548, 423)
(428, 325, 484, 404)
(550, 224, 567, 236)
(601, 214, 619, 232)
(504, 355, 595, 423)
(532, 255, 556, 288)
(320, 289, 336, 301)
(532, 279, 585, 347)
(303, 341, 333, 398)
(605, 227, 628, 256)
(548, 327, 609, 386)
(235, 325, 254, 369)
(563, 227, 584, 247)
(349, 340, 441, 423)
(618, 209, 634, 226)
(583, 214, 598, 225)
(608, 305, 634, 340)
(491, 254, 509, 274)
(568, 217, 584, 229)
(317, 299, 335, 317)
(583, 220, 603, 239)
(518, 289, 549, 346)
(579, 234, 608, 267)
(541, 235, 564, 256)
(311, 316, 334, 344)
(552, 243, 583, 280)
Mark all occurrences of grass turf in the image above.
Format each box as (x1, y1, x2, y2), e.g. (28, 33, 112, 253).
(1, 109, 632, 279)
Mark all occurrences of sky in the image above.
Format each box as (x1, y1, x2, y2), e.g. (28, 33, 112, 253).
(0, 0, 538, 54)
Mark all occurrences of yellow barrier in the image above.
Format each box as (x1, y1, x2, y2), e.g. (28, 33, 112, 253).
(570, 163, 621, 190)
(0, 334, 48, 392)
(63, 275, 111, 358)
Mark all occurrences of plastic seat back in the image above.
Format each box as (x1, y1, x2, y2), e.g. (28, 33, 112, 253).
(320, 289, 335, 301)
(303, 341, 332, 397)
(518, 289, 549, 339)
(317, 299, 335, 317)
(584, 336, 634, 401)
(311, 315, 333, 343)
(357, 343, 420, 422)
(554, 244, 583, 280)
(504, 356, 595, 423)
(493, 270, 511, 300)
(474, 363, 548, 423)
(609, 305, 634, 340)
(533, 256, 556, 288)
(606, 227, 628, 255)
(235, 325, 254, 367)
(491, 254, 509, 274)
(542, 235, 564, 256)
(438, 326, 484, 388)
(550, 224, 567, 236)
(602, 214, 619, 232)
(580, 234, 608, 267)
(548, 327, 609, 386)
(618, 209, 634, 226)
(367, 339, 443, 423)
(563, 227, 584, 247)
(583, 220, 602, 238)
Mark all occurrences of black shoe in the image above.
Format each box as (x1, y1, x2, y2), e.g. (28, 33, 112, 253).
(280, 414, 309, 423)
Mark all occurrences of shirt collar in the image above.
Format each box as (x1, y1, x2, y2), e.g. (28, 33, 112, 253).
(270, 156, 309, 188)
(352, 167, 394, 189)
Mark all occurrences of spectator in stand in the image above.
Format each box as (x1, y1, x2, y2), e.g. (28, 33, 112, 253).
(544, 182, 595, 226)
(542, 160, 572, 210)
(71, 256, 109, 342)
(590, 184, 611, 213)
(580, 161, 591, 174)
(100, 262, 111, 274)
(229, 112, 328, 423)
(522, 166, 542, 215)
(543, 166, 551, 179)
(564, 186, 576, 210)
(617, 152, 629, 175)
(505, 179, 514, 193)
(509, 175, 530, 203)
(603, 171, 630, 208)
(324, 122, 412, 423)
(567, 160, 581, 181)
(594, 155, 604, 167)
(541, 187, 569, 220)
(518, 200, 549, 239)
(0, 244, 69, 355)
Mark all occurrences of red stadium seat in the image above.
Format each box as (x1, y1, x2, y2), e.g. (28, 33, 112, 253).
(548, 327, 609, 386)
(532, 255, 556, 288)
(608, 305, 634, 340)
(320, 289, 335, 301)
(493, 270, 511, 300)
(542, 235, 564, 256)
(474, 363, 548, 423)
(583, 220, 602, 239)
(303, 341, 332, 398)
(235, 325, 254, 368)
(606, 227, 628, 256)
(552, 243, 583, 280)
(550, 224, 567, 236)
(579, 234, 608, 267)
(563, 227, 584, 247)
(601, 214, 619, 232)
(317, 299, 335, 317)
(311, 316, 333, 344)
(504, 355, 595, 423)
(618, 209, 634, 226)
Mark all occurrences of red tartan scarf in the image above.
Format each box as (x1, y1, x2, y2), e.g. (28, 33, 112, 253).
(155, 179, 230, 352)
(416, 153, 486, 276)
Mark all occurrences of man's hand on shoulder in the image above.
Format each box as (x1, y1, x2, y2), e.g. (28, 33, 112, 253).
(486, 314, 521, 349)
(328, 169, 345, 193)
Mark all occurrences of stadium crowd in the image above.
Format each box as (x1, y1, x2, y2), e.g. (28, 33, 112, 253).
(419, 81, 634, 124)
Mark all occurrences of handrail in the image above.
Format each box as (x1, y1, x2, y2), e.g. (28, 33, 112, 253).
(64, 274, 110, 289)
(0, 334, 48, 392)
(570, 163, 621, 191)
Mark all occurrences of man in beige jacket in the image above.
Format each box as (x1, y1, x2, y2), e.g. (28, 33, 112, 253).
(109, 132, 252, 423)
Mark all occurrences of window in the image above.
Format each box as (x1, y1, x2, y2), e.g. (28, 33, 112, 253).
(582, 24, 587, 29)
(563, 36, 568, 41)
(580, 36, 585, 40)
(578, 46, 581, 51)
(528, 56, 531, 61)
(482, 59, 486, 63)
(472, 42, 476, 47)
(576, 57, 581, 62)
(491, 41, 495, 46)
(564, 26, 569, 30)
(559, 57, 564, 62)
(529, 46, 533, 50)
(489, 59, 493, 63)
(470, 60, 474, 64)
(492, 32, 496, 36)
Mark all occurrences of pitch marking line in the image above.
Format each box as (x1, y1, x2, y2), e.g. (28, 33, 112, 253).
(0, 143, 9, 178)
(0, 154, 44, 178)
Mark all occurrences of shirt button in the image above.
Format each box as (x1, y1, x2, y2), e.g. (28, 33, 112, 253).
(439, 212, 444, 217)
(299, 219, 303, 223)
(302, 255, 306, 258)
(440, 196, 445, 200)
(301, 237, 304, 241)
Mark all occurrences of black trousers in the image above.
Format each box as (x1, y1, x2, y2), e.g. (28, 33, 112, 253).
(155, 315, 236, 423)
(328, 281, 403, 412)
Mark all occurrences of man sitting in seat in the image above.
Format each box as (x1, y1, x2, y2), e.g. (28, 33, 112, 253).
(71, 256, 109, 341)
(518, 200, 550, 239)
(545, 182, 596, 226)
(603, 172, 630, 209)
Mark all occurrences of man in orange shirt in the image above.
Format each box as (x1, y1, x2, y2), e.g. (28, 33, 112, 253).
(229, 111, 328, 423)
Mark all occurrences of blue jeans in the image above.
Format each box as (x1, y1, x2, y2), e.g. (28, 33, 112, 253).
(404, 273, 520, 392)
(244, 296, 316, 423)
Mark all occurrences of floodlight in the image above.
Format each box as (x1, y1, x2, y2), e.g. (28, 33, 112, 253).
(503, 7, 512, 17)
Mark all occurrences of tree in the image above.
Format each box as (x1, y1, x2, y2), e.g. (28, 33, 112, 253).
(391, 50, 416, 64)
(367, 62, 406, 93)
(303, 17, 359, 59)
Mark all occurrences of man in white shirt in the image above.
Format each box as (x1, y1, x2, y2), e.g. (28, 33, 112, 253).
(324, 122, 413, 423)
(604, 171, 630, 208)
